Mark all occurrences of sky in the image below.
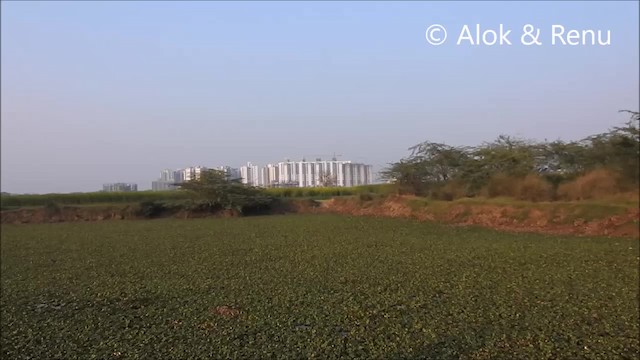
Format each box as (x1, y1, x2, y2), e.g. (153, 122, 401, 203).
(1, 1, 638, 194)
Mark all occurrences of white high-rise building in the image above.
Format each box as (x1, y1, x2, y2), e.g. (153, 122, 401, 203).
(277, 160, 297, 187)
(153, 158, 374, 191)
(266, 164, 279, 187)
(343, 163, 374, 187)
(216, 166, 241, 181)
(159, 169, 176, 182)
(240, 162, 260, 186)
(264, 158, 373, 188)
(182, 166, 207, 182)
(152, 169, 181, 191)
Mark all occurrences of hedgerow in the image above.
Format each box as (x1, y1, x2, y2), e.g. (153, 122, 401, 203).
(0, 184, 395, 208)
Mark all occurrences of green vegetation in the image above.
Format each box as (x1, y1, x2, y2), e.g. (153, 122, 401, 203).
(172, 169, 276, 214)
(0, 190, 190, 209)
(382, 111, 640, 201)
(405, 196, 634, 222)
(2, 215, 638, 359)
(267, 184, 394, 199)
(0, 184, 395, 209)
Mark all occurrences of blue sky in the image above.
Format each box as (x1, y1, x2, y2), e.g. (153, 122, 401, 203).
(1, 1, 638, 193)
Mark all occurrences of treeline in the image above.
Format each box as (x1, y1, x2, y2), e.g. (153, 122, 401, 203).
(382, 111, 639, 202)
(0, 191, 188, 208)
(138, 172, 392, 217)
(1, 184, 394, 208)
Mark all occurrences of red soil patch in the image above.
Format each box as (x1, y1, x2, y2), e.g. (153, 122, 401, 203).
(309, 196, 639, 238)
(211, 306, 241, 318)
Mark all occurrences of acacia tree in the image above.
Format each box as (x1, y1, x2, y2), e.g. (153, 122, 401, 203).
(407, 142, 468, 182)
(382, 110, 640, 197)
(581, 110, 640, 184)
(380, 158, 437, 195)
(178, 169, 273, 213)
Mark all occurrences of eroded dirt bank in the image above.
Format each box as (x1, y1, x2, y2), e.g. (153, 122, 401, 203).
(0, 205, 240, 224)
(306, 197, 640, 238)
(2, 197, 638, 238)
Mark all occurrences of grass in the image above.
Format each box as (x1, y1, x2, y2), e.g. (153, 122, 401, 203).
(0, 191, 190, 208)
(0, 184, 396, 209)
(1, 215, 639, 359)
(405, 196, 636, 224)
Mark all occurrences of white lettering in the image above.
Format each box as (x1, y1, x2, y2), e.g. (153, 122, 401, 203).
(551, 25, 611, 46)
(598, 30, 611, 45)
(566, 30, 580, 45)
(499, 25, 512, 45)
(457, 24, 512, 46)
(483, 30, 497, 46)
(457, 25, 475, 45)
(551, 25, 566, 45)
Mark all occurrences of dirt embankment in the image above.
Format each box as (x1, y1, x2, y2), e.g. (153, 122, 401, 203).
(303, 196, 640, 238)
(2, 197, 638, 238)
(0, 205, 240, 224)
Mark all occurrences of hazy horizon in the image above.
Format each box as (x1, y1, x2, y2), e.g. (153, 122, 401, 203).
(2, 1, 638, 194)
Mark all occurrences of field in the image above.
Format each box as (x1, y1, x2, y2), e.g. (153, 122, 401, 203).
(0, 184, 394, 209)
(1, 215, 638, 359)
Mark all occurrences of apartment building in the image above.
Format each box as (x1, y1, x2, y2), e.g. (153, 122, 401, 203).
(181, 166, 207, 182)
(259, 158, 373, 188)
(152, 169, 181, 191)
(151, 158, 374, 190)
(103, 183, 138, 192)
(239, 162, 260, 186)
(151, 165, 244, 191)
(216, 166, 241, 181)
(343, 162, 374, 187)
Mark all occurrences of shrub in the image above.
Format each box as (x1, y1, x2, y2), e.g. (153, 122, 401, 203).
(43, 201, 61, 215)
(359, 193, 375, 201)
(430, 181, 468, 201)
(137, 201, 169, 218)
(482, 174, 521, 198)
(516, 174, 552, 202)
(557, 169, 623, 201)
(0, 191, 189, 208)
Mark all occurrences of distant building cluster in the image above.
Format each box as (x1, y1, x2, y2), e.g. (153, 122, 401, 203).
(240, 159, 374, 188)
(103, 183, 138, 192)
(151, 157, 374, 191)
(151, 166, 240, 191)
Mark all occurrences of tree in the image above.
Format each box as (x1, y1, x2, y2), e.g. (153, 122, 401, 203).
(380, 158, 433, 195)
(383, 110, 640, 198)
(407, 142, 468, 182)
(177, 169, 274, 213)
(319, 172, 337, 187)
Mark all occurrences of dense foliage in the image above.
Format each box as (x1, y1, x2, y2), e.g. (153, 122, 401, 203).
(382, 111, 640, 200)
(2, 216, 638, 359)
(0, 184, 395, 209)
(175, 169, 276, 214)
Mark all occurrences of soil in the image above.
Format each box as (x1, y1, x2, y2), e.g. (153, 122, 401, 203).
(0, 205, 240, 224)
(2, 197, 638, 238)
(305, 196, 639, 238)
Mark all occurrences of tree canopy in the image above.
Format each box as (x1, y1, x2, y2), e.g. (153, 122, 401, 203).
(382, 111, 640, 197)
(177, 169, 274, 213)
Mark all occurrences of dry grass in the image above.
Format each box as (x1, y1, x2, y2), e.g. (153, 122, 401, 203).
(483, 174, 520, 198)
(516, 174, 553, 202)
(557, 169, 624, 201)
(482, 174, 553, 202)
(430, 180, 468, 201)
